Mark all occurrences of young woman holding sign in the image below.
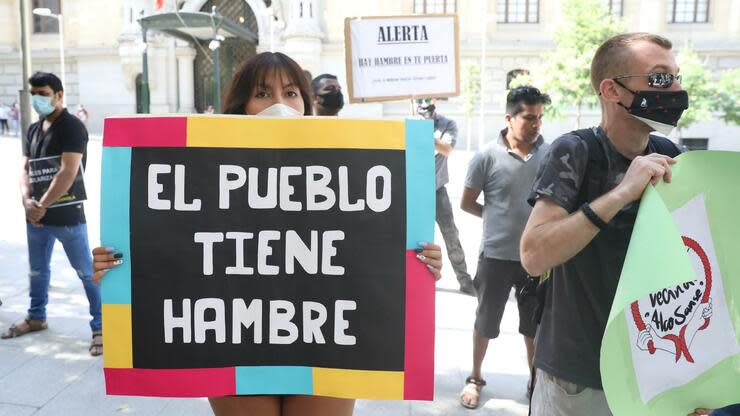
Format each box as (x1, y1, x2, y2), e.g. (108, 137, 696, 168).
(92, 52, 443, 416)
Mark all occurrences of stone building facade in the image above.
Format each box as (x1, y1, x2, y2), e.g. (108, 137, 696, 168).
(0, 0, 738, 149)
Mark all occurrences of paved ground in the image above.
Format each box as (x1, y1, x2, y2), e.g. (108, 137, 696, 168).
(0, 133, 531, 415)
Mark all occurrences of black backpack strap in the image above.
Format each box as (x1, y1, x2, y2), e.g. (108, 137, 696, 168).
(648, 134, 682, 158)
(531, 128, 606, 328)
(572, 127, 609, 205)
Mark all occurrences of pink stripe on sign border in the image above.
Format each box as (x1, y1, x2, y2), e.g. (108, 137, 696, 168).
(403, 250, 436, 400)
(103, 117, 187, 147)
(104, 367, 236, 397)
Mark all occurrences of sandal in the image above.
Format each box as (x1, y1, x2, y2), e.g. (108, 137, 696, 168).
(460, 376, 486, 409)
(89, 330, 103, 356)
(1, 317, 48, 339)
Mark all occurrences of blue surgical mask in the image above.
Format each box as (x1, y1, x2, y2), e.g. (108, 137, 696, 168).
(31, 95, 55, 117)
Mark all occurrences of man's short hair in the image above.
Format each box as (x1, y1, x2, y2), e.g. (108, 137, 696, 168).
(29, 71, 64, 93)
(590, 32, 673, 93)
(311, 73, 338, 93)
(506, 86, 551, 117)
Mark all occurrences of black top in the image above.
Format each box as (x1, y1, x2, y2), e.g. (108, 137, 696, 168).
(22, 108, 88, 226)
(527, 127, 680, 389)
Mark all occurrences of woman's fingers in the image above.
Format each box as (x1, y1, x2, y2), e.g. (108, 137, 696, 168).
(92, 246, 124, 275)
(418, 249, 441, 259)
(94, 259, 120, 273)
(92, 246, 112, 255)
(92, 269, 108, 285)
(417, 242, 443, 281)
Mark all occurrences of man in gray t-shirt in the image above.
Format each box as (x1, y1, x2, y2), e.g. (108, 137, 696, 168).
(458, 86, 551, 409)
(417, 99, 475, 295)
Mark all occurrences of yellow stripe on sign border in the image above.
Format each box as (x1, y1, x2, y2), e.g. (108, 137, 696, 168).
(186, 116, 405, 150)
(312, 367, 404, 399)
(102, 304, 133, 368)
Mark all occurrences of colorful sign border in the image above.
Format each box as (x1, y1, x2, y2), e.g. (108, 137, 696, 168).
(100, 115, 436, 400)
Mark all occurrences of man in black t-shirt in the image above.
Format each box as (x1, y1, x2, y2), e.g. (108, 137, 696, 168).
(520, 34, 689, 415)
(1, 72, 102, 357)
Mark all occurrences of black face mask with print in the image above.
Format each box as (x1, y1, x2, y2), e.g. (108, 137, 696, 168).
(614, 79, 689, 135)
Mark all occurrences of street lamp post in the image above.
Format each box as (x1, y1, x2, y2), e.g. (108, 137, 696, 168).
(140, 29, 151, 113)
(19, 0, 33, 137)
(478, 13, 495, 150)
(32, 8, 65, 106)
(209, 6, 224, 113)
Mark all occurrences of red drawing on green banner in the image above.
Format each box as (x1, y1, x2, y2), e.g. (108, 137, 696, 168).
(630, 236, 713, 363)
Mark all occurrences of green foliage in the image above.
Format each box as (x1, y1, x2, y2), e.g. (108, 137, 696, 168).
(461, 63, 481, 117)
(505, 0, 736, 132)
(675, 46, 715, 129)
(511, 0, 624, 125)
(716, 68, 740, 126)
(508, 66, 563, 119)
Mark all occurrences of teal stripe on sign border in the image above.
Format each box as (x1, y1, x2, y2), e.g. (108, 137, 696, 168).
(404, 119, 435, 250)
(100, 147, 132, 304)
(236, 366, 313, 395)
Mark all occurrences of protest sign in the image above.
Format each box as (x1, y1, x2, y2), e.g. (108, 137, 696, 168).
(344, 14, 459, 103)
(601, 151, 740, 415)
(100, 115, 436, 400)
(28, 156, 86, 207)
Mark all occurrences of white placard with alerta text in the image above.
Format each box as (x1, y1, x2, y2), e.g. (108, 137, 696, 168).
(344, 15, 459, 103)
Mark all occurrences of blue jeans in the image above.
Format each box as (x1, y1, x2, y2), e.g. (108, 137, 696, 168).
(26, 222, 101, 331)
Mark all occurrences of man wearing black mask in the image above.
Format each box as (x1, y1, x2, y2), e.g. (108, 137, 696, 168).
(311, 74, 344, 116)
(521, 33, 687, 415)
(417, 98, 475, 296)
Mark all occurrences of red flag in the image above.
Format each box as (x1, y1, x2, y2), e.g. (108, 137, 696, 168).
(155, 0, 164, 10)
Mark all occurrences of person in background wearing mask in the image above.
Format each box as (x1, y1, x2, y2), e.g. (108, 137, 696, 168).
(520, 33, 687, 415)
(90, 52, 445, 416)
(311, 73, 344, 116)
(2, 72, 102, 357)
(417, 98, 475, 296)
(459, 86, 551, 409)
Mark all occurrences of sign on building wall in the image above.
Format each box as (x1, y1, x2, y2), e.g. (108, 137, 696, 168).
(344, 15, 459, 103)
(99, 115, 436, 400)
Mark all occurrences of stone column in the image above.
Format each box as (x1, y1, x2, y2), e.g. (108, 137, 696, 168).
(282, 0, 324, 75)
(176, 44, 196, 113)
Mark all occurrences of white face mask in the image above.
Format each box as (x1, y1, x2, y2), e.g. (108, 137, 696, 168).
(256, 103, 303, 118)
(632, 115, 676, 136)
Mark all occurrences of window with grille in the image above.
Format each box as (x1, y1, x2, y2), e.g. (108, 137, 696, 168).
(414, 0, 456, 14)
(194, 0, 258, 113)
(606, 0, 623, 16)
(32, 0, 60, 34)
(668, 0, 709, 23)
(497, 0, 539, 23)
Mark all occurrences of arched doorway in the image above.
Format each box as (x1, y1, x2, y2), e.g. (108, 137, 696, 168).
(194, 0, 259, 112)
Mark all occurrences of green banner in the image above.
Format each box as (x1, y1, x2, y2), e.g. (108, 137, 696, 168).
(602, 151, 740, 415)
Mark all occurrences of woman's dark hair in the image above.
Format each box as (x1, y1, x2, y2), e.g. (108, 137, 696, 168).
(223, 52, 313, 115)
